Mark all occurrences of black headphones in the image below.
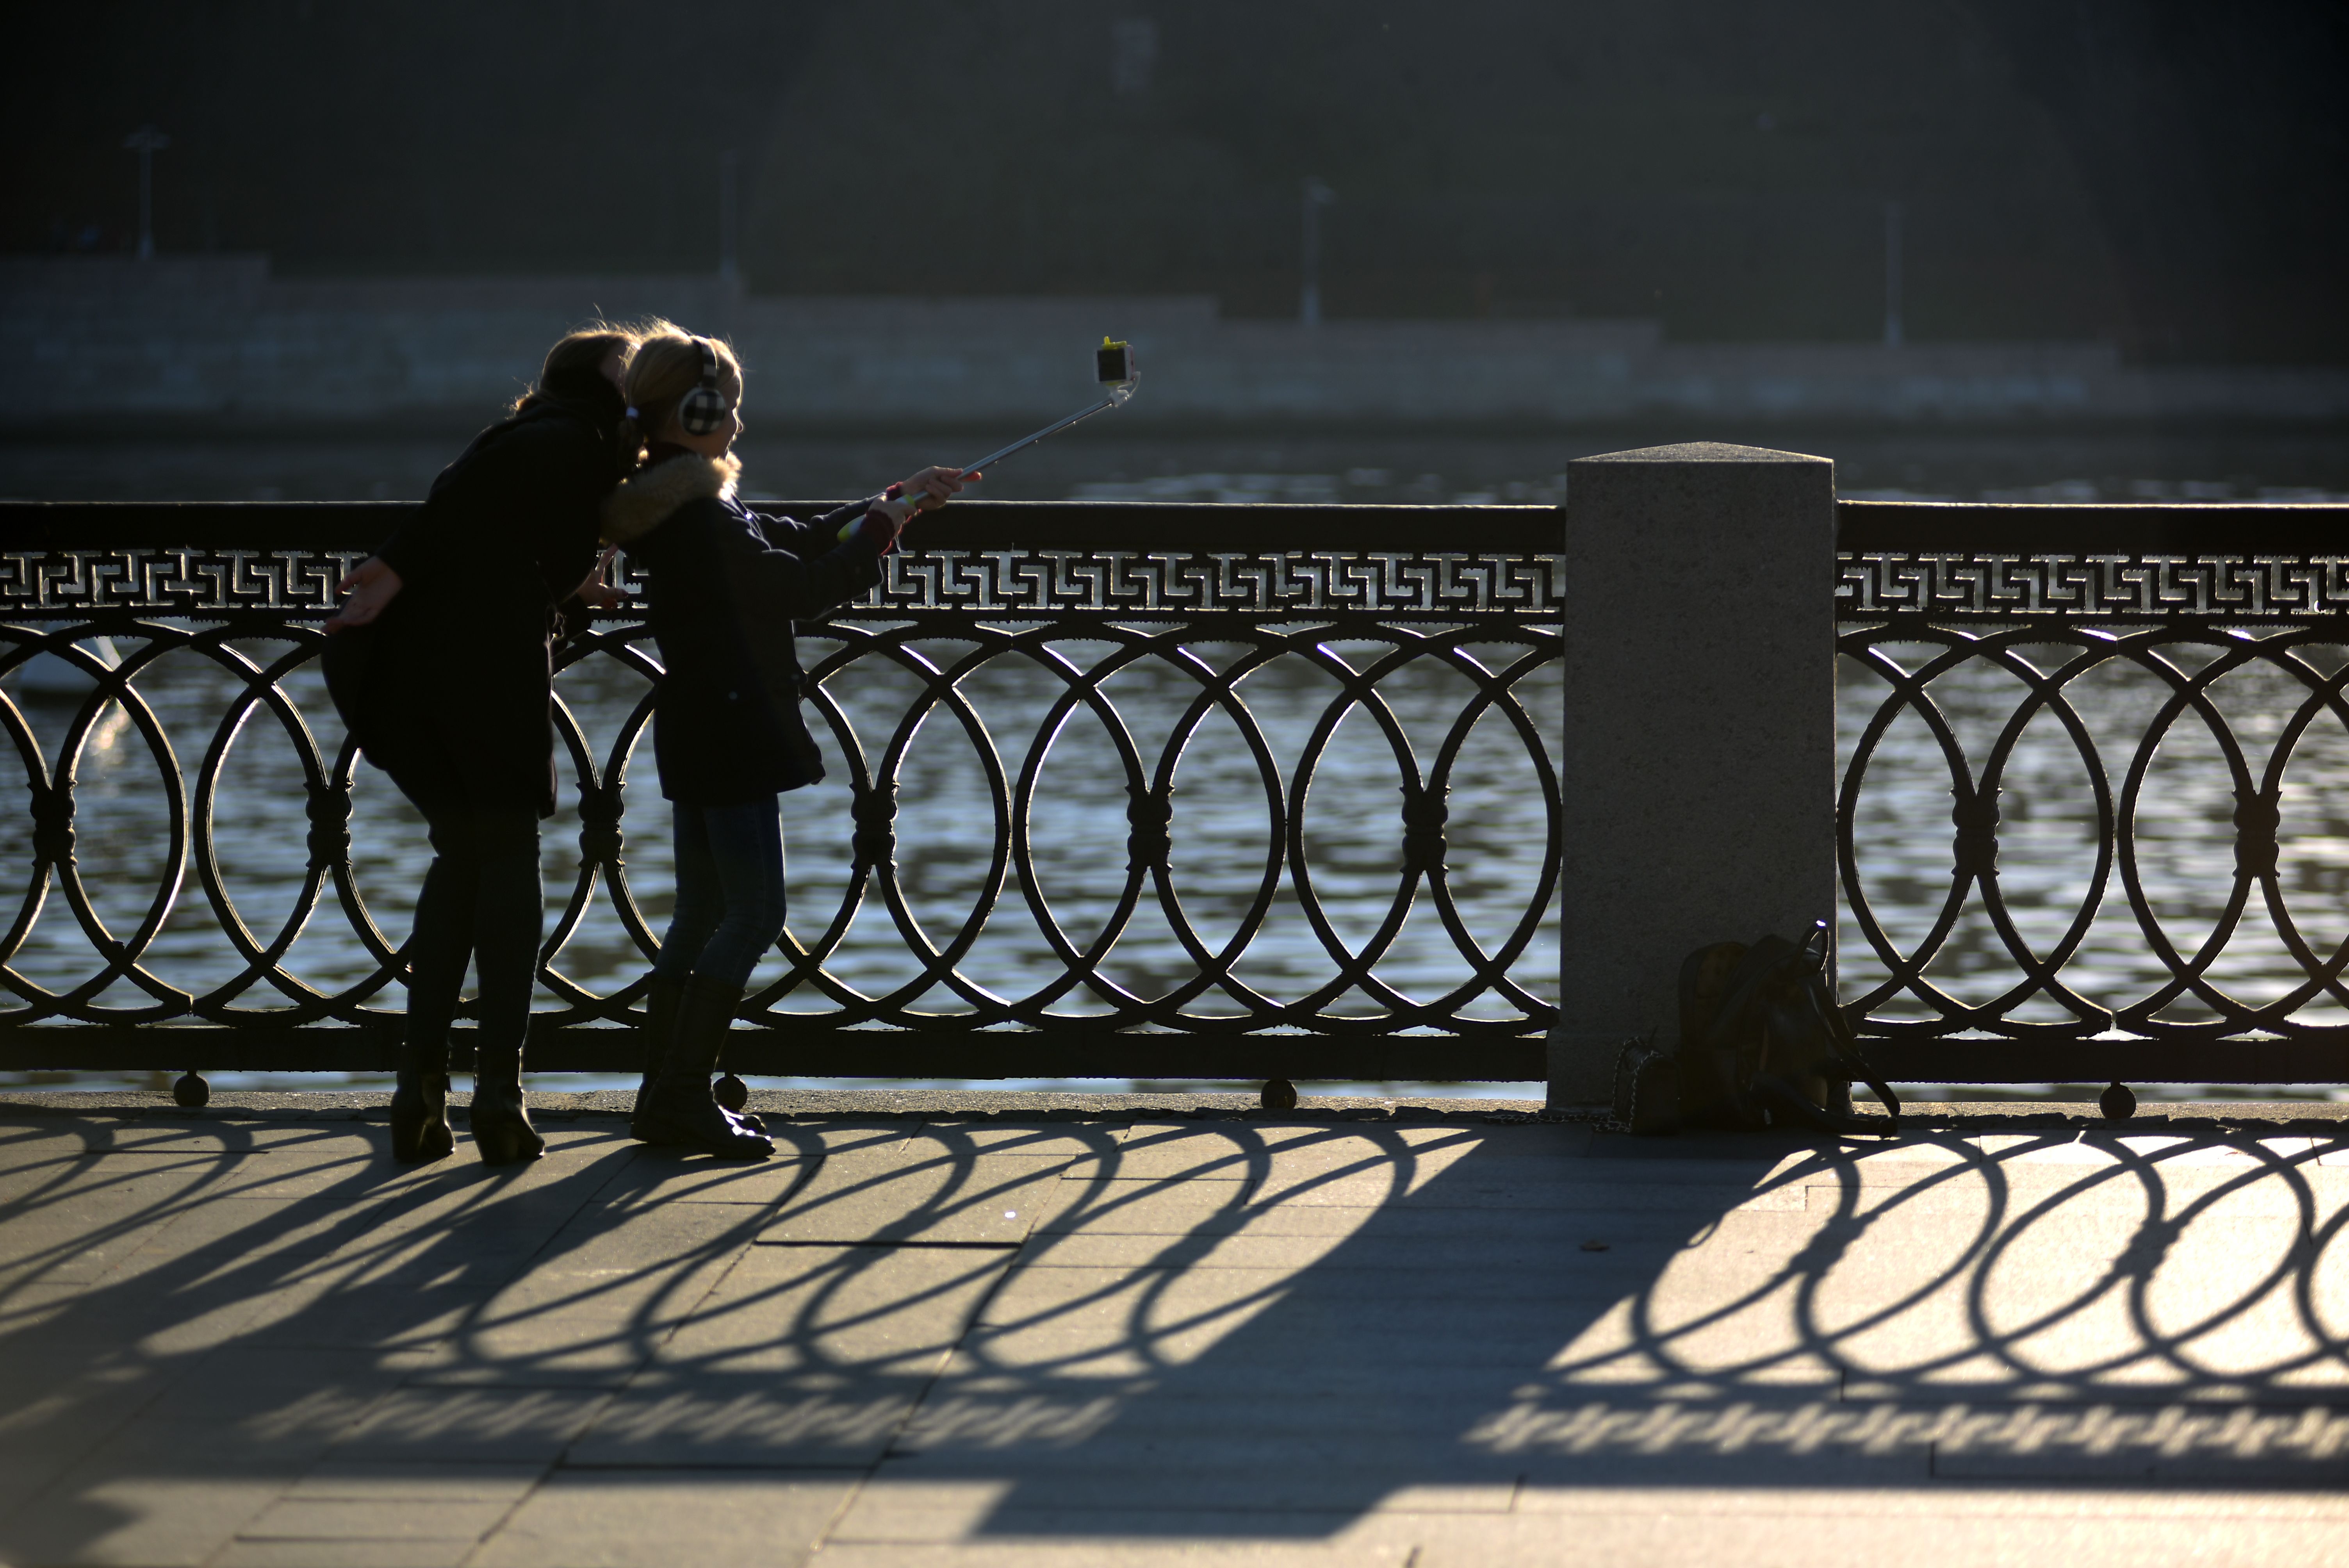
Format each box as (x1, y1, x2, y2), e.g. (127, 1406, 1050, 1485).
(675, 338, 732, 436)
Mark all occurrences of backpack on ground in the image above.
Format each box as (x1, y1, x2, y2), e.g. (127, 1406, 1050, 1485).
(1613, 919, 1900, 1137)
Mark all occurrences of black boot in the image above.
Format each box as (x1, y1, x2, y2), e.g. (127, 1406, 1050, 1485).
(629, 976, 766, 1139)
(462, 809, 546, 1167)
(469, 1045, 545, 1166)
(632, 975, 773, 1158)
(390, 1039, 453, 1164)
(392, 852, 467, 1167)
(628, 975, 688, 1142)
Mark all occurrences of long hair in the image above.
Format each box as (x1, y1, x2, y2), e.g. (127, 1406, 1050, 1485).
(616, 321, 744, 466)
(511, 323, 640, 413)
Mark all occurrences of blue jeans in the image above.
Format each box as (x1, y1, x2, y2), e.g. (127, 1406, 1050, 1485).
(654, 796, 787, 991)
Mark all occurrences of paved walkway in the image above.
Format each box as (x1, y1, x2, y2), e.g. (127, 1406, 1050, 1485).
(1, 1092, 2345, 1566)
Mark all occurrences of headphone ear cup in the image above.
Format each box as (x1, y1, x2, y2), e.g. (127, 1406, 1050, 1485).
(676, 384, 727, 436)
(673, 339, 730, 437)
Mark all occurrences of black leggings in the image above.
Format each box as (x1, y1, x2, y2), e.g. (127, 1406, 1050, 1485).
(404, 805, 543, 1074)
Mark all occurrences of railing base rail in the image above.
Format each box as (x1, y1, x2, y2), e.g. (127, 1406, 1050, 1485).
(11, 1026, 2344, 1088)
(0, 1025, 1549, 1083)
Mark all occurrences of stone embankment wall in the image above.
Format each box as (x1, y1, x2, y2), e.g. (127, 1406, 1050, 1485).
(6, 256, 2345, 430)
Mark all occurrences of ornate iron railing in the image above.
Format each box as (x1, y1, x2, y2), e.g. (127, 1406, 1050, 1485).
(8, 498, 2349, 1090)
(1837, 502, 2349, 1084)
(1, 502, 1563, 1083)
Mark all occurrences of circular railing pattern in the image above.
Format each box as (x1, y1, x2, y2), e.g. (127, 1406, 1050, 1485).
(14, 499, 2349, 1080)
(0, 612, 1561, 1049)
(1839, 621, 2349, 1042)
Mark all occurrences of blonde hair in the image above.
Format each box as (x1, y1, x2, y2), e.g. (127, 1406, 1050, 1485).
(617, 320, 744, 463)
(511, 322, 640, 413)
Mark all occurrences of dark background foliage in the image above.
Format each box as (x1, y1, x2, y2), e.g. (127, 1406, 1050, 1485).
(7, 0, 2342, 361)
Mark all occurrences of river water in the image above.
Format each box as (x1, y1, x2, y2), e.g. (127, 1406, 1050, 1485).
(7, 429, 2348, 1101)
(5, 425, 2348, 506)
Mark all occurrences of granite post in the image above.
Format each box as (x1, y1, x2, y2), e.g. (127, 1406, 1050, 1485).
(1547, 443, 1838, 1107)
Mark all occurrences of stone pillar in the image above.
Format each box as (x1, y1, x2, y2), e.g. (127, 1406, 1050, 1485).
(1547, 443, 1838, 1107)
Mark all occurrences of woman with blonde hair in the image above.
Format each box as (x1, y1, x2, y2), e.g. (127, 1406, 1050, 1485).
(324, 325, 639, 1165)
(600, 327, 963, 1156)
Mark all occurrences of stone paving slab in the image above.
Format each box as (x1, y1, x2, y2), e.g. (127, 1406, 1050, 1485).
(235, 1496, 515, 1543)
(565, 1383, 931, 1470)
(0, 1097, 2345, 1565)
(761, 1151, 1074, 1246)
(641, 1244, 1014, 1379)
(285, 1463, 546, 1503)
(467, 1471, 854, 1568)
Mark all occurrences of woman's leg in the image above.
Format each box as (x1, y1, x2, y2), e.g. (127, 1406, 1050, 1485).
(686, 798, 788, 992)
(636, 796, 782, 1157)
(655, 802, 723, 984)
(684, 800, 785, 1123)
(631, 804, 720, 1135)
(390, 805, 480, 1163)
(406, 846, 478, 1046)
(461, 803, 546, 1164)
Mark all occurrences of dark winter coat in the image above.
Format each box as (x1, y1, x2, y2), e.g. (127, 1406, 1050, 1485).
(322, 370, 627, 818)
(600, 448, 887, 805)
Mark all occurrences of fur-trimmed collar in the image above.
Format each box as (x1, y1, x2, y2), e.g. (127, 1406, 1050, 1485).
(601, 452, 741, 544)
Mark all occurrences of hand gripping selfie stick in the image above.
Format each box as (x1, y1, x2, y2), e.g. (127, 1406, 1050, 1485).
(955, 338, 1139, 477)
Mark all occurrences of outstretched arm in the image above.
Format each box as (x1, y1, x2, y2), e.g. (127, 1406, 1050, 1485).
(736, 466, 963, 618)
(731, 511, 891, 621)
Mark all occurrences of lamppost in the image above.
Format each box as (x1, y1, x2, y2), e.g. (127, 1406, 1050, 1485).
(1300, 177, 1335, 327)
(719, 148, 741, 288)
(123, 125, 169, 261)
(1882, 198, 1904, 349)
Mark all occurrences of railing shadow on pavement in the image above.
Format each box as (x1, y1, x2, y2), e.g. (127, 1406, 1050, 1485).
(921, 1115, 2349, 1532)
(4, 1108, 2347, 1560)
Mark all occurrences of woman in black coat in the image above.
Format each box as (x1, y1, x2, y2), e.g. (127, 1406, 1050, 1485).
(324, 326, 636, 1165)
(598, 330, 961, 1155)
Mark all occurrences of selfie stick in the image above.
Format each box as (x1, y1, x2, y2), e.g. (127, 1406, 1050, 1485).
(857, 342, 1138, 525)
(956, 339, 1138, 477)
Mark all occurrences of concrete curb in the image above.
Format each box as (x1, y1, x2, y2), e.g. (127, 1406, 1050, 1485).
(4, 1088, 2345, 1129)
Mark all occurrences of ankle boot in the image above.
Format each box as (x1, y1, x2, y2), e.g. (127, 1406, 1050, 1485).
(633, 975, 773, 1158)
(469, 1045, 545, 1166)
(389, 1039, 453, 1164)
(629, 975, 688, 1141)
(631, 977, 766, 1139)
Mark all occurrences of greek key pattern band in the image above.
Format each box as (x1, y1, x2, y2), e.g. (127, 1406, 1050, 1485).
(2, 546, 1563, 622)
(0, 549, 375, 619)
(854, 549, 1560, 619)
(1839, 552, 2349, 621)
(12, 545, 2349, 625)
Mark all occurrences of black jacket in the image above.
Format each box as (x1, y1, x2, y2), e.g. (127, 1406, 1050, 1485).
(323, 369, 627, 818)
(601, 448, 886, 805)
